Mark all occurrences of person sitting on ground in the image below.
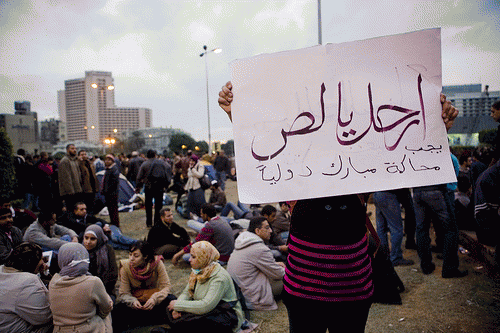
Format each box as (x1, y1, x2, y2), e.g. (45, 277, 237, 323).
(0, 197, 37, 232)
(0, 242, 53, 333)
(227, 217, 286, 311)
(113, 240, 176, 332)
(23, 211, 78, 253)
(49, 242, 113, 333)
(60, 201, 138, 250)
(147, 207, 191, 259)
(220, 200, 252, 220)
(209, 180, 227, 212)
(168, 241, 244, 333)
(59, 201, 106, 238)
(172, 204, 235, 265)
(272, 202, 291, 242)
(83, 225, 118, 299)
(0, 207, 23, 265)
(261, 204, 288, 261)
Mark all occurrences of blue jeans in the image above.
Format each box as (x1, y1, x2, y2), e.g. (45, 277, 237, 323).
(216, 170, 227, 191)
(220, 201, 249, 219)
(108, 224, 138, 250)
(373, 191, 404, 264)
(442, 189, 460, 274)
(413, 188, 458, 273)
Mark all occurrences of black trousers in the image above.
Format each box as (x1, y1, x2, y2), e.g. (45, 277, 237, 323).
(144, 186, 164, 227)
(283, 293, 372, 333)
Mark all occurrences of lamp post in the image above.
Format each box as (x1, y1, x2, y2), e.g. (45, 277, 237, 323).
(104, 138, 116, 154)
(200, 45, 222, 155)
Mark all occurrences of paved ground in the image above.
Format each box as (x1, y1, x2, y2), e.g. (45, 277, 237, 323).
(107, 180, 500, 332)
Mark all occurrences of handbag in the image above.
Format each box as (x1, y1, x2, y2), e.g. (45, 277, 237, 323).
(132, 288, 160, 304)
(199, 166, 212, 190)
(168, 300, 238, 329)
(360, 195, 405, 305)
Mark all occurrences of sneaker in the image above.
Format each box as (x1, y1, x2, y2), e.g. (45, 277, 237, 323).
(442, 269, 468, 278)
(393, 259, 415, 266)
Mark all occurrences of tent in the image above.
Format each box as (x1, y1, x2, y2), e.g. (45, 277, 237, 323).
(95, 171, 135, 205)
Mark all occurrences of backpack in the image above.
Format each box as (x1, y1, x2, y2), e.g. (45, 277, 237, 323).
(146, 160, 170, 189)
(199, 166, 211, 190)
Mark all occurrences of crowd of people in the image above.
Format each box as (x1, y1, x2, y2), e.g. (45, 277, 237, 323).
(1, 82, 499, 332)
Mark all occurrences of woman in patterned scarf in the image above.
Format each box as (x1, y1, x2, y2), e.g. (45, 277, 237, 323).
(167, 241, 245, 333)
(112, 240, 176, 332)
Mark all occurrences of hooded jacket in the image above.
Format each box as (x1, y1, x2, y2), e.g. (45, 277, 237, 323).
(227, 231, 285, 310)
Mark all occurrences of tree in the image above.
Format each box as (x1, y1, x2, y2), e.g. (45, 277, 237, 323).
(168, 132, 197, 153)
(0, 128, 16, 201)
(195, 141, 209, 154)
(125, 131, 146, 152)
(479, 128, 498, 145)
(222, 140, 235, 157)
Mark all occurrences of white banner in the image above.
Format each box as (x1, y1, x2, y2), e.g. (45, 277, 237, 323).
(230, 28, 456, 204)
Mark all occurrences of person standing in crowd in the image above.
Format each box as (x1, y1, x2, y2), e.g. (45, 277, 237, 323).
(58, 144, 83, 212)
(33, 151, 54, 213)
(93, 155, 105, 173)
(0, 242, 53, 333)
(49, 242, 113, 333)
(78, 150, 99, 215)
(373, 189, 415, 266)
(127, 151, 144, 188)
(94, 154, 121, 227)
(184, 154, 206, 217)
(13, 149, 34, 210)
(169, 151, 187, 210)
(474, 159, 500, 269)
(0, 208, 23, 265)
(489, 100, 500, 166)
(136, 149, 172, 227)
(213, 150, 230, 191)
(147, 207, 191, 259)
(227, 217, 286, 311)
(218, 80, 459, 332)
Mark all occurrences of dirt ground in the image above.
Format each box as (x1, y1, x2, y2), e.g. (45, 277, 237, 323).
(109, 180, 500, 333)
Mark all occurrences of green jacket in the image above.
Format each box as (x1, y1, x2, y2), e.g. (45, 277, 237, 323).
(173, 263, 244, 332)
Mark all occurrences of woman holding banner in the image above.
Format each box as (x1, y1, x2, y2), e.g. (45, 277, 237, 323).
(218, 81, 458, 333)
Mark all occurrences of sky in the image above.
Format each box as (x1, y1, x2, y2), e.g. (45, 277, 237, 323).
(1, 0, 499, 143)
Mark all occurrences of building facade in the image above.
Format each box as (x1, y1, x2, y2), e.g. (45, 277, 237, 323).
(443, 84, 500, 146)
(40, 118, 61, 145)
(59, 71, 152, 144)
(0, 101, 39, 153)
(442, 84, 500, 118)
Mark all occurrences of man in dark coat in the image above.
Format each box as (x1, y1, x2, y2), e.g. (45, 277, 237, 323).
(147, 207, 190, 258)
(213, 150, 230, 191)
(126, 151, 144, 188)
(94, 154, 120, 227)
(136, 150, 172, 227)
(58, 202, 106, 239)
(0, 208, 23, 265)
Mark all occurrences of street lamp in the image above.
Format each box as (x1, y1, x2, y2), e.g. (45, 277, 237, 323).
(200, 45, 222, 156)
(104, 138, 116, 154)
